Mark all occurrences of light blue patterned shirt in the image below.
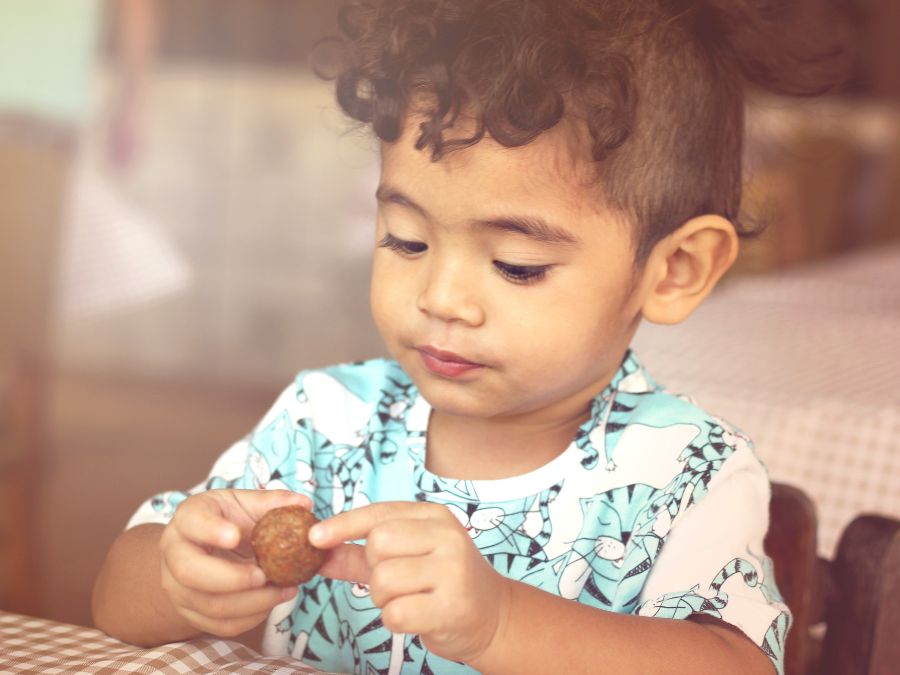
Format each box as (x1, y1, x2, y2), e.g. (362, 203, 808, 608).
(130, 352, 789, 674)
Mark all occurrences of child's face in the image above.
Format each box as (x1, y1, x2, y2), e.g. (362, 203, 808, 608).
(370, 119, 655, 423)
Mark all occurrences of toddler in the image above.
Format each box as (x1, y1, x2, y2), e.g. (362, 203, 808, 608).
(92, 1, 842, 673)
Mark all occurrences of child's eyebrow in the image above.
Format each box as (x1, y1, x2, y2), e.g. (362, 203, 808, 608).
(376, 184, 426, 216)
(375, 184, 580, 247)
(475, 216, 580, 247)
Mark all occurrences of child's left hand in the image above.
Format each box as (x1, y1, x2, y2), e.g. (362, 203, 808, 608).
(309, 501, 511, 665)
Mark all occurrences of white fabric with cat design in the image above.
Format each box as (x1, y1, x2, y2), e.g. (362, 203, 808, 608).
(129, 353, 789, 674)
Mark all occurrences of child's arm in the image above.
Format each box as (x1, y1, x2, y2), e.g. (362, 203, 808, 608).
(92, 522, 197, 646)
(470, 577, 774, 675)
(92, 489, 308, 646)
(311, 501, 775, 675)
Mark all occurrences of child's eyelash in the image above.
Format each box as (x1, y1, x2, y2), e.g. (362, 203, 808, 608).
(379, 233, 549, 284)
(378, 233, 427, 255)
(493, 261, 550, 284)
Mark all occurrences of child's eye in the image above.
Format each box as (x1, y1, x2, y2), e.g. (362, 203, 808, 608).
(493, 261, 550, 284)
(378, 233, 427, 256)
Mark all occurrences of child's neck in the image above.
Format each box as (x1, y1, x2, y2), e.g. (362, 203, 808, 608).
(425, 405, 590, 481)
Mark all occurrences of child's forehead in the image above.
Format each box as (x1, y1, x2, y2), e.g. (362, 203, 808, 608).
(382, 112, 604, 210)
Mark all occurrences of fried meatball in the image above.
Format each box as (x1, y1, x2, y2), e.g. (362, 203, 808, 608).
(250, 505, 326, 586)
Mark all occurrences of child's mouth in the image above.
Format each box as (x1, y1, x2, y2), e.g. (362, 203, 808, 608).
(416, 346, 484, 378)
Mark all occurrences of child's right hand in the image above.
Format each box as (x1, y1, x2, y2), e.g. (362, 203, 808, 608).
(158, 488, 311, 638)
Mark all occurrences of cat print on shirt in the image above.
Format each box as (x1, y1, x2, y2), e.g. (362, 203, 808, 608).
(130, 354, 789, 675)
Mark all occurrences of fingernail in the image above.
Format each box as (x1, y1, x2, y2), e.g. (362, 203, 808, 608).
(219, 525, 237, 547)
(251, 568, 266, 587)
(309, 524, 326, 545)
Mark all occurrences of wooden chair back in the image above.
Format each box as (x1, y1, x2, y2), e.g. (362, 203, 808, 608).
(766, 482, 900, 675)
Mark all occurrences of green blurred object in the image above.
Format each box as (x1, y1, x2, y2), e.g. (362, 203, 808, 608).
(0, 0, 102, 124)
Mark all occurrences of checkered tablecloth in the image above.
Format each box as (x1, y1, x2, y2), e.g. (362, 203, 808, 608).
(632, 244, 900, 558)
(0, 611, 329, 674)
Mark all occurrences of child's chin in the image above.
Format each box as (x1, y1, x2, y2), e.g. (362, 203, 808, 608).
(413, 377, 487, 411)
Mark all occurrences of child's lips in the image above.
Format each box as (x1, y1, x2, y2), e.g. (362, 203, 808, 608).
(415, 346, 485, 377)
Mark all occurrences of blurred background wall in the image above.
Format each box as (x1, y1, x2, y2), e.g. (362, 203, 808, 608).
(0, 0, 898, 628)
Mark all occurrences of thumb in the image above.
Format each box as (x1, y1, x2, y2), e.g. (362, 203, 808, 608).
(318, 543, 371, 585)
(231, 488, 313, 521)
(213, 489, 313, 547)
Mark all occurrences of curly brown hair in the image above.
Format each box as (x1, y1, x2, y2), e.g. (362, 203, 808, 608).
(319, 0, 845, 261)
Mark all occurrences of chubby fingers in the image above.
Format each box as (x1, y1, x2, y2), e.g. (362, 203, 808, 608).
(311, 502, 458, 586)
(367, 556, 433, 609)
(173, 584, 297, 639)
(170, 489, 312, 550)
(169, 494, 244, 551)
(310, 500, 447, 549)
(317, 543, 372, 584)
(161, 534, 266, 593)
(226, 489, 313, 529)
(163, 489, 312, 594)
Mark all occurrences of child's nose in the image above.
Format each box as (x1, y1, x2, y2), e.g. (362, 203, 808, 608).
(415, 259, 485, 326)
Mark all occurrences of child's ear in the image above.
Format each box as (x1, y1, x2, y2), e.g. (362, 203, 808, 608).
(640, 215, 738, 325)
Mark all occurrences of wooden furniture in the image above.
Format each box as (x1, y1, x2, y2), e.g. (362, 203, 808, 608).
(0, 121, 73, 615)
(820, 515, 900, 675)
(0, 355, 45, 616)
(766, 482, 900, 675)
(765, 483, 820, 675)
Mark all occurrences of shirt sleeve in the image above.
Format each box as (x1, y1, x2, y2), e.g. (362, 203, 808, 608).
(126, 379, 315, 529)
(634, 446, 791, 675)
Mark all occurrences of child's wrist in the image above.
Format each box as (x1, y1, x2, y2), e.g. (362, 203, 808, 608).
(467, 575, 516, 673)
